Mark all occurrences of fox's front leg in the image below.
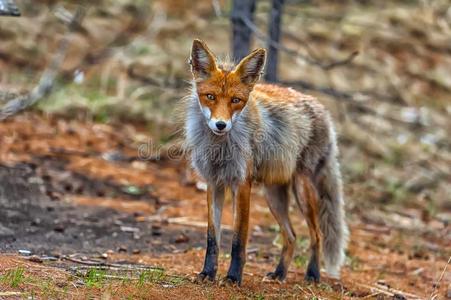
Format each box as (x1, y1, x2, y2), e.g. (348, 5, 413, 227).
(196, 184, 225, 283)
(221, 179, 251, 286)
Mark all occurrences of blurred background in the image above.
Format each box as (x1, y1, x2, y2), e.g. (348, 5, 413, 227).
(0, 0, 450, 298)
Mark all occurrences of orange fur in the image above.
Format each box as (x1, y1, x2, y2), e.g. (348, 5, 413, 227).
(196, 71, 252, 121)
(299, 174, 322, 261)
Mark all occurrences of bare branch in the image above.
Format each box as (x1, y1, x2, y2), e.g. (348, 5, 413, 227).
(239, 14, 358, 70)
(430, 256, 451, 300)
(0, 6, 86, 121)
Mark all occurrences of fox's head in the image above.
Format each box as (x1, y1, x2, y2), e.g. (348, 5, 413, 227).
(190, 39, 266, 136)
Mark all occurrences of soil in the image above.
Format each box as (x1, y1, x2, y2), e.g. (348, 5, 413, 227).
(1, 0, 450, 298)
(0, 113, 449, 299)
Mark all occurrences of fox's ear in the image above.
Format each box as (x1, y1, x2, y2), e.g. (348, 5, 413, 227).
(233, 48, 266, 84)
(190, 39, 218, 80)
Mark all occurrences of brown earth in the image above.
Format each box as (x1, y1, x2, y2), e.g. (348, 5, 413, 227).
(1, 0, 450, 298)
(0, 113, 449, 299)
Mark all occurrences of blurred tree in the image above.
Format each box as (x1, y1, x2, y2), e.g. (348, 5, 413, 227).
(0, 0, 20, 16)
(231, 0, 256, 61)
(265, 0, 284, 82)
(0, 7, 84, 121)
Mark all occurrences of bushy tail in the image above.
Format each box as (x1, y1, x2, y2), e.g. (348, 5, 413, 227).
(317, 152, 349, 278)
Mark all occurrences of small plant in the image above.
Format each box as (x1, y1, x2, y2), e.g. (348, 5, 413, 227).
(137, 269, 165, 287)
(294, 255, 308, 268)
(346, 255, 362, 271)
(137, 271, 148, 287)
(148, 269, 165, 283)
(425, 199, 438, 218)
(254, 294, 265, 300)
(84, 268, 106, 288)
(40, 279, 59, 299)
(385, 179, 408, 203)
(167, 275, 185, 286)
(296, 236, 310, 252)
(0, 267, 26, 288)
(318, 282, 333, 292)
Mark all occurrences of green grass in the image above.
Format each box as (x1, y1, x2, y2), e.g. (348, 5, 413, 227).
(0, 267, 26, 288)
(254, 294, 265, 300)
(166, 275, 186, 286)
(1, 267, 68, 298)
(296, 236, 310, 252)
(318, 282, 333, 292)
(84, 268, 107, 288)
(37, 81, 178, 125)
(384, 178, 409, 204)
(293, 255, 308, 268)
(39, 279, 61, 299)
(78, 266, 185, 291)
(137, 269, 165, 287)
(346, 254, 362, 271)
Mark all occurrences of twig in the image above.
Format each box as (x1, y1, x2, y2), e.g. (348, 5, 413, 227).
(356, 282, 423, 299)
(362, 292, 383, 299)
(0, 292, 22, 297)
(374, 282, 422, 299)
(429, 256, 451, 300)
(69, 265, 186, 281)
(63, 256, 106, 266)
(238, 13, 358, 70)
(0, 6, 86, 121)
(167, 216, 233, 231)
(62, 256, 164, 272)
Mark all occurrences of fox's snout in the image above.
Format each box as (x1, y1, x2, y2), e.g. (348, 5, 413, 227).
(208, 117, 232, 135)
(201, 106, 232, 135)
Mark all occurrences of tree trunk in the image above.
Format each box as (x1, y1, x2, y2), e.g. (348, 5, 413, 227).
(265, 0, 284, 82)
(231, 0, 256, 61)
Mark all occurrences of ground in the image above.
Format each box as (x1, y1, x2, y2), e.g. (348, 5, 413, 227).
(1, 0, 450, 298)
(0, 113, 449, 299)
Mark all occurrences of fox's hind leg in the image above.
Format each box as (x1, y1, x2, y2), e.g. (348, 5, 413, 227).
(293, 174, 322, 282)
(263, 183, 296, 282)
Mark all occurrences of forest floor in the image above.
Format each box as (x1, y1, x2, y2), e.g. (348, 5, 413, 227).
(0, 113, 449, 299)
(1, 0, 451, 298)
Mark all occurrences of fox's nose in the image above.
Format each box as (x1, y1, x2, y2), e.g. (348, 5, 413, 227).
(215, 121, 227, 131)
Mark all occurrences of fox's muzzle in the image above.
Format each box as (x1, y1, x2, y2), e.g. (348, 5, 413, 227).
(208, 118, 232, 135)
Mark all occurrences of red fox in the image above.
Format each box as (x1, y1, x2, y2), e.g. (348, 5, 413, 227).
(184, 39, 348, 285)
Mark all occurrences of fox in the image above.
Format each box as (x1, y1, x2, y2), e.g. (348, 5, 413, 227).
(183, 39, 349, 286)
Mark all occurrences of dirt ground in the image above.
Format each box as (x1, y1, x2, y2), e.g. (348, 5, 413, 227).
(1, 0, 451, 298)
(0, 113, 449, 299)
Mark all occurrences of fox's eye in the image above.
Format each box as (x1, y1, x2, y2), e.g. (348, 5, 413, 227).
(231, 97, 241, 104)
(206, 94, 215, 101)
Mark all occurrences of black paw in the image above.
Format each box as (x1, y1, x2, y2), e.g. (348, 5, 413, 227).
(219, 275, 241, 286)
(194, 271, 216, 284)
(263, 270, 286, 283)
(304, 266, 320, 283)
